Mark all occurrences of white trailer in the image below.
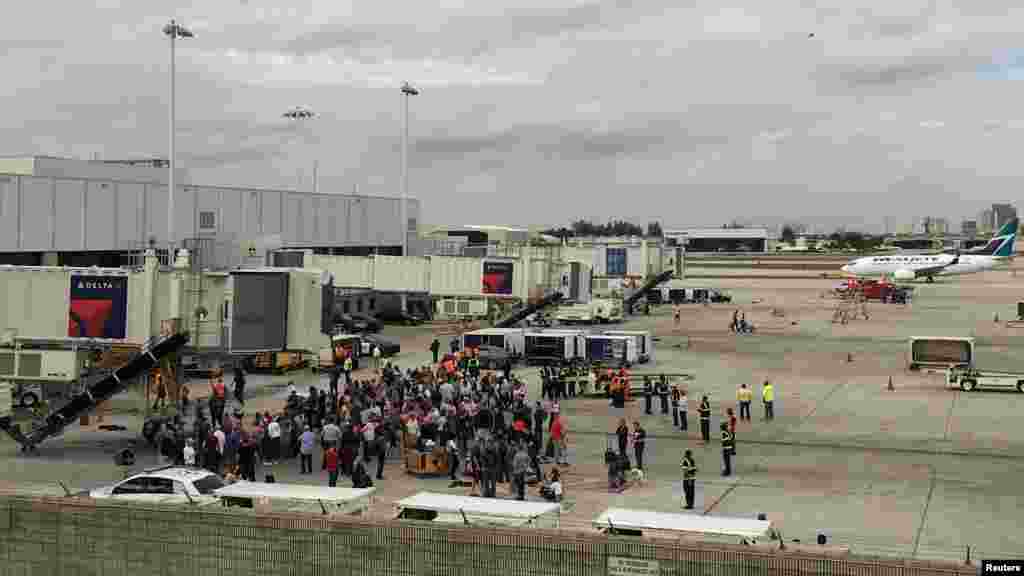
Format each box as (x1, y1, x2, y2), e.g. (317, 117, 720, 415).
(523, 330, 586, 365)
(214, 481, 376, 516)
(462, 328, 525, 355)
(592, 508, 774, 544)
(395, 492, 561, 528)
(603, 330, 654, 363)
(945, 365, 1024, 393)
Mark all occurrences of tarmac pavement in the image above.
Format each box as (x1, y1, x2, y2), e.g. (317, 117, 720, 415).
(1, 270, 1023, 564)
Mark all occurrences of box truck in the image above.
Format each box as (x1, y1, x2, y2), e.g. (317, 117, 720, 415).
(603, 330, 653, 363)
(523, 330, 586, 365)
(908, 337, 974, 371)
(586, 335, 638, 368)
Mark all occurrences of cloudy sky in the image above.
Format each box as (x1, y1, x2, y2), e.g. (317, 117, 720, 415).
(2, 0, 1024, 232)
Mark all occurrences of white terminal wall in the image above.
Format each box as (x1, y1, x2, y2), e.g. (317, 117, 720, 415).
(0, 172, 419, 252)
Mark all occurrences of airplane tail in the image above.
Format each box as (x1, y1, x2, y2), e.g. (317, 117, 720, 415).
(993, 218, 1018, 258)
(966, 218, 1015, 254)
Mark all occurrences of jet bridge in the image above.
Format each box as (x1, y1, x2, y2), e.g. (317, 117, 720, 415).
(0, 332, 190, 452)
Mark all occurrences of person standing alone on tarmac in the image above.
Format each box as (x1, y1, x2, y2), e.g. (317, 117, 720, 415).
(761, 381, 774, 420)
(670, 385, 680, 427)
(737, 384, 752, 421)
(679, 389, 689, 432)
(720, 422, 735, 476)
(430, 338, 441, 364)
(699, 395, 711, 443)
(632, 421, 646, 471)
(643, 376, 653, 415)
(615, 419, 629, 459)
(680, 449, 697, 509)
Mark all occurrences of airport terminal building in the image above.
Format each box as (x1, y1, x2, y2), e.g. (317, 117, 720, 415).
(664, 227, 769, 253)
(0, 156, 421, 267)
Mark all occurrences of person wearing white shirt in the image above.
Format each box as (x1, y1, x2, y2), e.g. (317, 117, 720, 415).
(213, 427, 225, 456)
(183, 439, 196, 467)
(267, 419, 282, 464)
(372, 345, 382, 370)
(679, 391, 689, 432)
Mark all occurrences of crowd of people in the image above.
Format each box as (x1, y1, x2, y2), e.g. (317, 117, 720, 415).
(149, 345, 569, 503)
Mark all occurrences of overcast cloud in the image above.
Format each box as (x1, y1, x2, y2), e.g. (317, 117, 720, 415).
(3, 0, 1024, 232)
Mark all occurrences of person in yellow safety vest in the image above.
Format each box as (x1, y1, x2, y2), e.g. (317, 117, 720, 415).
(343, 354, 354, 388)
(698, 396, 711, 443)
(720, 422, 735, 476)
(761, 381, 774, 420)
(680, 449, 697, 509)
(737, 384, 753, 421)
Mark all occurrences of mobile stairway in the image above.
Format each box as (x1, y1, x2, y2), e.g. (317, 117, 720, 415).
(494, 291, 564, 329)
(623, 270, 673, 315)
(0, 332, 190, 452)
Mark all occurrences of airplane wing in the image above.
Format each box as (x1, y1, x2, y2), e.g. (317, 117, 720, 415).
(914, 255, 959, 277)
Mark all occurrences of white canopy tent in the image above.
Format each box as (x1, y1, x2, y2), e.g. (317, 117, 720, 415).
(214, 482, 375, 516)
(593, 508, 773, 542)
(395, 492, 561, 528)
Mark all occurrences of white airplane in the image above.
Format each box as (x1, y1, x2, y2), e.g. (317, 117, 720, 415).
(840, 219, 1018, 282)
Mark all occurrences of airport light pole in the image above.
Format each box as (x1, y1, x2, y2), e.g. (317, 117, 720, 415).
(163, 19, 194, 251)
(282, 107, 317, 192)
(400, 82, 419, 256)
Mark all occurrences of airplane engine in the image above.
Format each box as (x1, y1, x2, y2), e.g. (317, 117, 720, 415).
(892, 269, 916, 281)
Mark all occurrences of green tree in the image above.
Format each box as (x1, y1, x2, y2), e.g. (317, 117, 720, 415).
(780, 225, 796, 244)
(646, 221, 663, 237)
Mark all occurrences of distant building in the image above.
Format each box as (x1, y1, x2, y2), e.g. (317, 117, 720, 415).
(977, 209, 994, 235)
(0, 155, 420, 267)
(961, 220, 978, 237)
(920, 217, 948, 236)
(663, 227, 769, 253)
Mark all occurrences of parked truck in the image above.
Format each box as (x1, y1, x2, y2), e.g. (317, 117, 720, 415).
(907, 337, 974, 372)
(945, 364, 1024, 393)
(555, 298, 623, 324)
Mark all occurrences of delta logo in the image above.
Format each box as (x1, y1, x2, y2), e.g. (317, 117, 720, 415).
(76, 280, 117, 290)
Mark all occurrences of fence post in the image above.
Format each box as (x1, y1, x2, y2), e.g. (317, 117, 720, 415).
(965, 544, 971, 565)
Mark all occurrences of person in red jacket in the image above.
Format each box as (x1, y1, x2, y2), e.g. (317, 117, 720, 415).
(325, 446, 339, 487)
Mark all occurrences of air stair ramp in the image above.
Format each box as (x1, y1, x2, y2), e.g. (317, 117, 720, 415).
(0, 332, 190, 452)
(623, 270, 673, 315)
(494, 292, 564, 329)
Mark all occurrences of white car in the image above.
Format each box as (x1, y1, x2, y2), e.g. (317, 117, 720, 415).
(88, 466, 225, 506)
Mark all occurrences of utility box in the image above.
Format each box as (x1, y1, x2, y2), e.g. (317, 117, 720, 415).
(0, 382, 11, 418)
